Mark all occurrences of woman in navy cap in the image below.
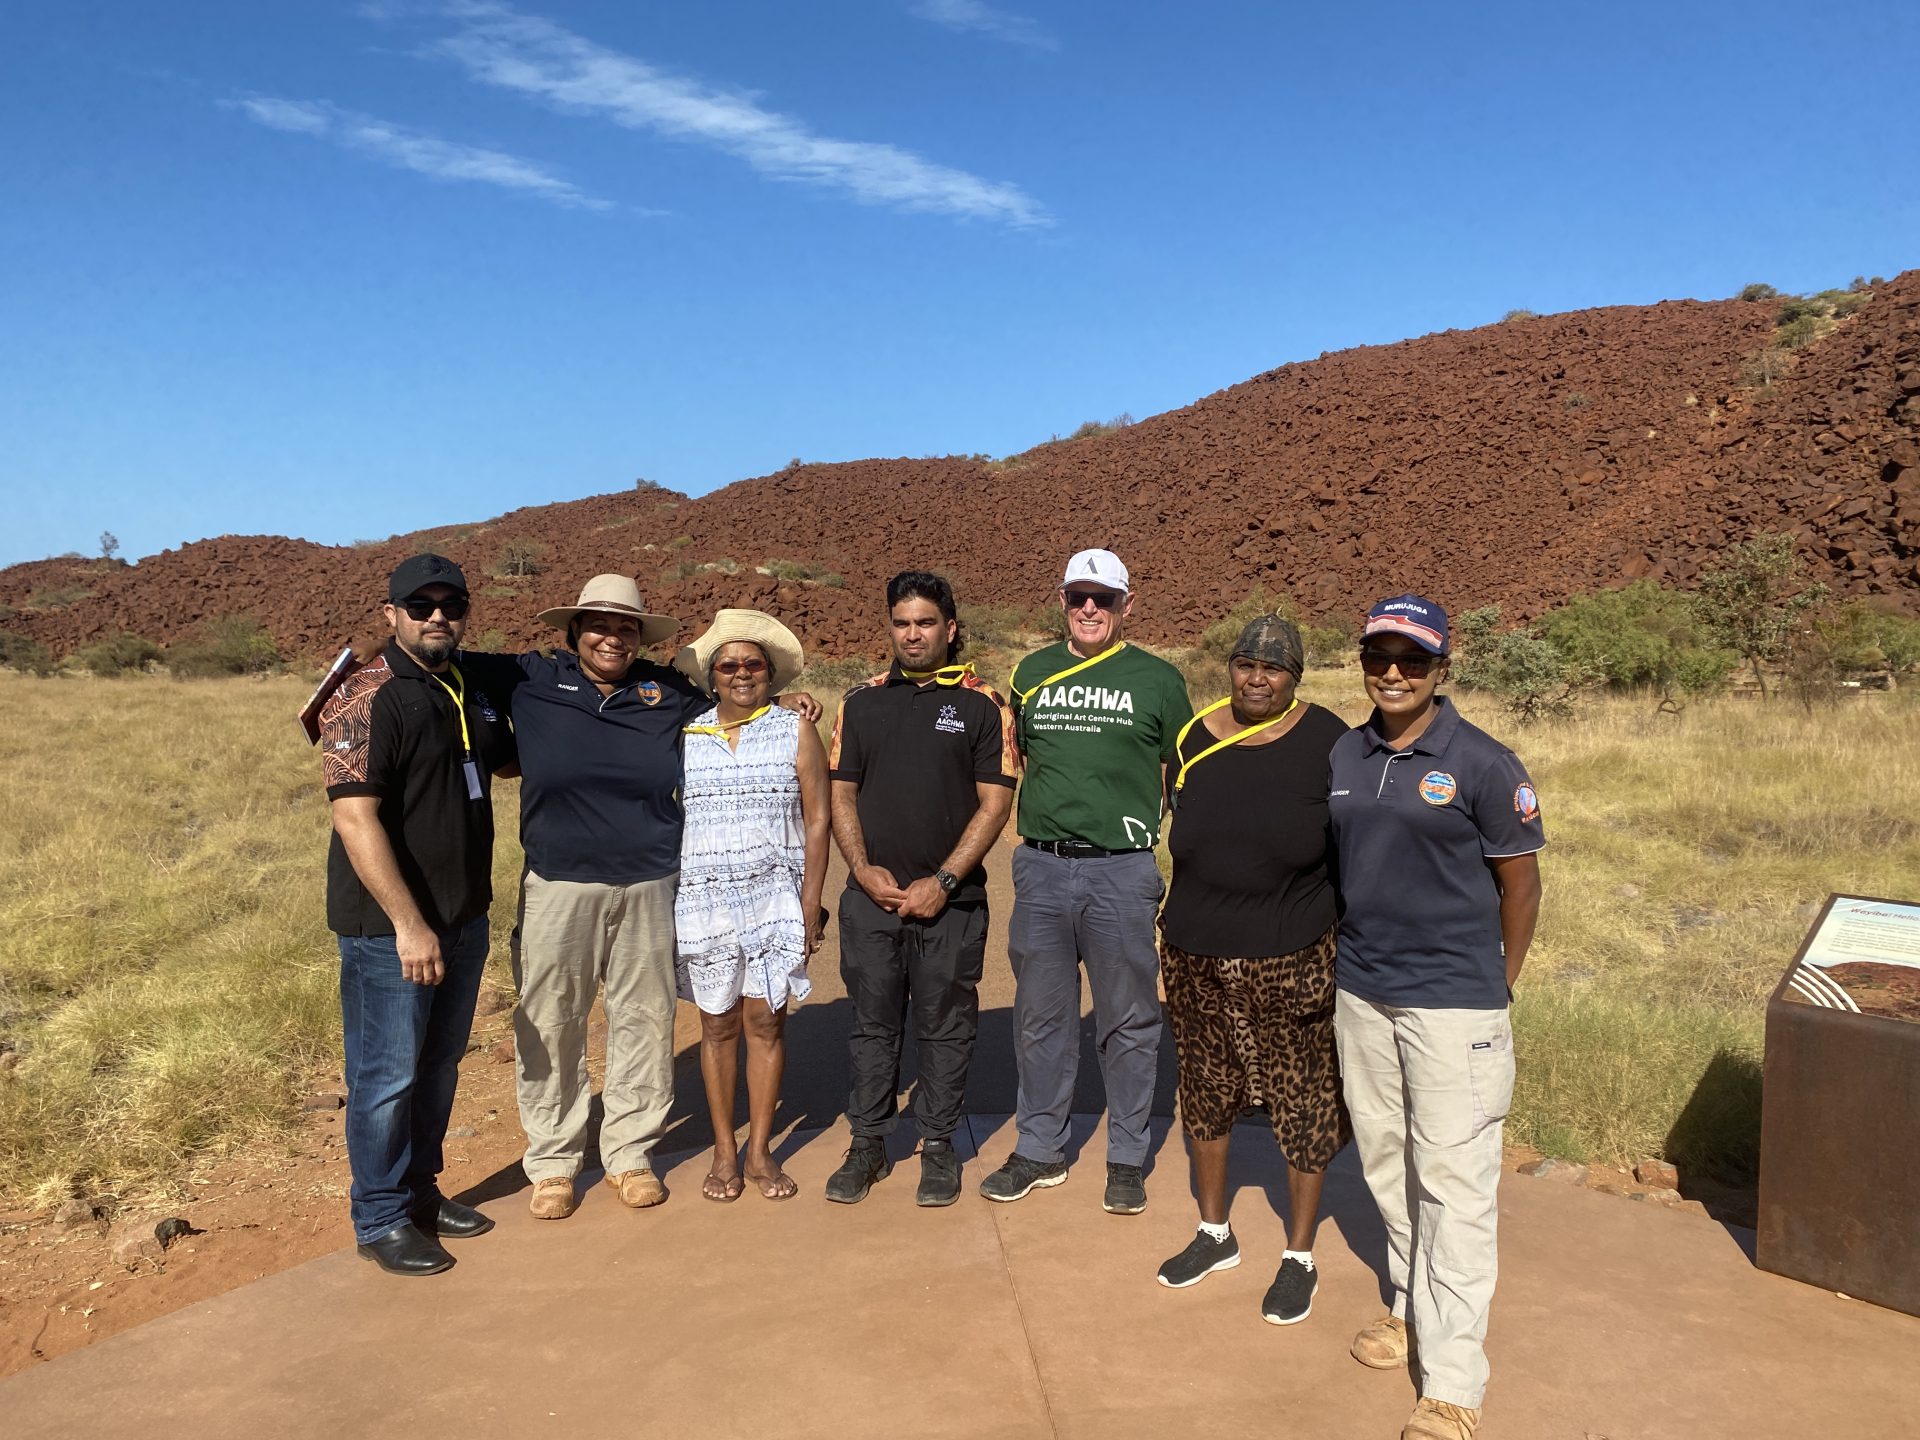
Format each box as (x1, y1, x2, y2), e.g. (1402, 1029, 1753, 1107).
(1327, 594, 1543, 1440)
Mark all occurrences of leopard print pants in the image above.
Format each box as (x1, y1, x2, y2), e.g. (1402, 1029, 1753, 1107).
(1161, 930, 1349, 1171)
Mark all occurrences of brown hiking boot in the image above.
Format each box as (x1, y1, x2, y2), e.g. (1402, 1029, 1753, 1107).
(607, 1169, 666, 1209)
(1402, 1398, 1480, 1439)
(528, 1176, 578, 1220)
(1351, 1313, 1409, 1369)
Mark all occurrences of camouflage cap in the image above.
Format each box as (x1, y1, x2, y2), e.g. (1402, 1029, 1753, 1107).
(1230, 614, 1305, 677)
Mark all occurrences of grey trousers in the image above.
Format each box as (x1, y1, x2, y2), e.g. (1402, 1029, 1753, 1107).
(1007, 845, 1165, 1167)
(1336, 989, 1514, 1409)
(511, 870, 678, 1181)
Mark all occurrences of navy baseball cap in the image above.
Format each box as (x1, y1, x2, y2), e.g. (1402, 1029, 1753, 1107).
(1362, 593, 1450, 655)
(387, 553, 469, 601)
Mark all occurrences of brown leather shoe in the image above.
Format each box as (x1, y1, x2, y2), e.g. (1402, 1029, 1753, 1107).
(1351, 1313, 1409, 1369)
(607, 1169, 667, 1209)
(1402, 1397, 1480, 1439)
(528, 1176, 578, 1220)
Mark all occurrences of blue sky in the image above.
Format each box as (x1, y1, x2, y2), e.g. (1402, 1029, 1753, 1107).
(3, 0, 1915, 566)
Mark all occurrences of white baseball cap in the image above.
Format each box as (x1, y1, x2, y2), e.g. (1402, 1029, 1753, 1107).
(1061, 548, 1130, 594)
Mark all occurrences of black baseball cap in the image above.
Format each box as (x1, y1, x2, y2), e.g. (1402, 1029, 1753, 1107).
(387, 554, 469, 601)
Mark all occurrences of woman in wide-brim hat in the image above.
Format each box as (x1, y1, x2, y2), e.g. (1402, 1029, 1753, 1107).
(671, 609, 829, 1202)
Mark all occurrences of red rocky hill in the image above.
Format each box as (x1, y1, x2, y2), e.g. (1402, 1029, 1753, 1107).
(5, 274, 1916, 665)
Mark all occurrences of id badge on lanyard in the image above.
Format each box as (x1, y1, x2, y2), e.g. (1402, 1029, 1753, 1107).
(463, 757, 482, 800)
(431, 665, 485, 802)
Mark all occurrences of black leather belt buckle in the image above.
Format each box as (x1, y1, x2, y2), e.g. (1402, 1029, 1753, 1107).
(1026, 838, 1112, 859)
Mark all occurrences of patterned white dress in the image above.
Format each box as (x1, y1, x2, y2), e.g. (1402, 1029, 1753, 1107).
(675, 704, 811, 1014)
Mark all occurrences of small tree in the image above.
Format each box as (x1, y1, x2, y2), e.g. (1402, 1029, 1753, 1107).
(1692, 534, 1826, 697)
(1451, 606, 1589, 723)
(1736, 283, 1779, 302)
(99, 531, 120, 562)
(495, 539, 546, 578)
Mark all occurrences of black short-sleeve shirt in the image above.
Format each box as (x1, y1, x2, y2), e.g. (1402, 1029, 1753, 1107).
(502, 651, 709, 885)
(1328, 698, 1545, 1009)
(1160, 703, 1348, 957)
(321, 641, 519, 937)
(828, 665, 1018, 905)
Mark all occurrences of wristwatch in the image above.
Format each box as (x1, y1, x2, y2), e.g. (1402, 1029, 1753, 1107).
(934, 869, 959, 895)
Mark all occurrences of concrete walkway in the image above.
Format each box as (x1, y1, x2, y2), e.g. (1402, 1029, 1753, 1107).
(4, 1107, 1915, 1439)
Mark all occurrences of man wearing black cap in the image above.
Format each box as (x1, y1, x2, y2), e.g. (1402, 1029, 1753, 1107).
(319, 554, 518, 1275)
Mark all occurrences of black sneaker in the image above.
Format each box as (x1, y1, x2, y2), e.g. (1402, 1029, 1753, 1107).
(1103, 1162, 1147, 1215)
(1156, 1228, 1241, 1288)
(824, 1137, 891, 1204)
(916, 1139, 962, 1207)
(978, 1152, 1068, 1202)
(1261, 1256, 1318, 1325)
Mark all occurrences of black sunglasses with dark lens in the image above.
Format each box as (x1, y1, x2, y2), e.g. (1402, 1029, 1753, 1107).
(400, 595, 470, 621)
(1358, 647, 1441, 678)
(1063, 590, 1120, 611)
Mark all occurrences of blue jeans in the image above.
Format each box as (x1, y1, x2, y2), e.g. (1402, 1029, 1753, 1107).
(337, 916, 489, 1243)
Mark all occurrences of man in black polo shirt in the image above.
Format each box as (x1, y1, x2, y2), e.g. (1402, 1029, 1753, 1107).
(322, 555, 518, 1276)
(824, 572, 1017, 1206)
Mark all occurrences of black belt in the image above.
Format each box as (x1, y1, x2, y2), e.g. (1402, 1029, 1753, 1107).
(1024, 838, 1118, 859)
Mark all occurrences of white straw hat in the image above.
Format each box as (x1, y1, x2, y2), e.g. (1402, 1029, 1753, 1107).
(536, 574, 679, 647)
(673, 608, 806, 694)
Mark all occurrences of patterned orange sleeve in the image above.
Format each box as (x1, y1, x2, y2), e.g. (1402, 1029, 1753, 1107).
(320, 660, 391, 797)
(965, 676, 1021, 783)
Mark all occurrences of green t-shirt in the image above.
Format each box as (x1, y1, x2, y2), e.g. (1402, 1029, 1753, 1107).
(1010, 641, 1193, 851)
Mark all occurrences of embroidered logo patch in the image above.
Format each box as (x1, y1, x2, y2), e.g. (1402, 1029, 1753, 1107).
(1513, 783, 1540, 822)
(1418, 771, 1457, 806)
(477, 700, 499, 723)
(935, 702, 965, 734)
(638, 680, 662, 707)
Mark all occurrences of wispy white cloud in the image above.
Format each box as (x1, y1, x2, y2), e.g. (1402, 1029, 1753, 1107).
(415, 3, 1048, 228)
(227, 95, 610, 210)
(908, 0, 1059, 52)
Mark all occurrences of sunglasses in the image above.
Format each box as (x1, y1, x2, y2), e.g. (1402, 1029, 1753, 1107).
(1063, 590, 1121, 611)
(713, 657, 768, 677)
(398, 595, 469, 621)
(1359, 647, 1441, 678)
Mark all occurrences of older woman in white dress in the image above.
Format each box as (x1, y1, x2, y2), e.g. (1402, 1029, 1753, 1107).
(673, 610, 830, 1201)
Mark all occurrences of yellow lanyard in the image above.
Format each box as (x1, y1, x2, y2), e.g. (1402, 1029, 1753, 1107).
(427, 664, 472, 756)
(1172, 696, 1299, 793)
(685, 704, 771, 737)
(901, 662, 976, 687)
(1015, 642, 1128, 705)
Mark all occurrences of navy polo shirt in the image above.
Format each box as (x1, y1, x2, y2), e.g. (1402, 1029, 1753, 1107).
(506, 651, 708, 886)
(1328, 698, 1544, 1009)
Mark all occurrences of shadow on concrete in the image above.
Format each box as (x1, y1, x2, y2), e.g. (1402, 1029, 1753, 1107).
(1664, 1047, 1763, 1255)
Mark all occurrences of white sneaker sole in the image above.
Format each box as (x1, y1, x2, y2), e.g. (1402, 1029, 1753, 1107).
(1157, 1250, 1241, 1288)
(980, 1169, 1068, 1202)
(1263, 1290, 1317, 1325)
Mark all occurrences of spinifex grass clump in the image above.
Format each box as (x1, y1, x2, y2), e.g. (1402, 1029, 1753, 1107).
(0, 673, 523, 1204)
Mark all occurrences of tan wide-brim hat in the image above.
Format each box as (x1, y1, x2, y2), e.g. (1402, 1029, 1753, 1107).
(536, 574, 679, 647)
(673, 608, 805, 695)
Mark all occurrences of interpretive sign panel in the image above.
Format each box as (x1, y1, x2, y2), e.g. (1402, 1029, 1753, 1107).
(1777, 895, 1920, 1021)
(1758, 894, 1920, 1317)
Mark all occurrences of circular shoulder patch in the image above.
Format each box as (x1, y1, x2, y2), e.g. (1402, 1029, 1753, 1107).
(1513, 782, 1540, 822)
(1418, 770, 1458, 806)
(637, 680, 662, 706)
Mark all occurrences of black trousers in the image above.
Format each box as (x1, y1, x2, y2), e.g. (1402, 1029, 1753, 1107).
(838, 889, 989, 1141)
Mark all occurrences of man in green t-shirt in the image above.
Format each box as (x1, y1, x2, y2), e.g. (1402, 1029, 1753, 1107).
(978, 548, 1193, 1216)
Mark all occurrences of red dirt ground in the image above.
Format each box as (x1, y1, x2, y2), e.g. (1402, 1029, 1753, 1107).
(4, 277, 1915, 664)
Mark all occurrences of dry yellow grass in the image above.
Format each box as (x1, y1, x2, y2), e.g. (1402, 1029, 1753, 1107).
(2, 663, 1912, 1201)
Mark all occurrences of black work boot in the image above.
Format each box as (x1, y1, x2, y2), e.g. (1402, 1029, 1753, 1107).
(916, 1138, 962, 1207)
(356, 1222, 455, 1276)
(824, 1136, 892, 1204)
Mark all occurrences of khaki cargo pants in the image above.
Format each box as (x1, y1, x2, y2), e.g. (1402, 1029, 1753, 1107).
(1335, 989, 1515, 1410)
(512, 870, 678, 1182)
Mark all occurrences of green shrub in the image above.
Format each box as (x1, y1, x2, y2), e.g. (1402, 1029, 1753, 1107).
(956, 603, 1029, 650)
(0, 630, 56, 676)
(1538, 582, 1736, 698)
(1774, 313, 1828, 349)
(765, 558, 837, 584)
(1693, 533, 1826, 696)
(1864, 607, 1920, 675)
(1502, 308, 1537, 321)
(73, 632, 162, 677)
(1736, 283, 1779, 302)
(166, 615, 281, 678)
(1066, 412, 1134, 441)
(495, 539, 547, 578)
(1774, 295, 1826, 325)
(1563, 391, 1590, 410)
(1302, 617, 1354, 668)
(1451, 606, 1589, 722)
(25, 584, 92, 610)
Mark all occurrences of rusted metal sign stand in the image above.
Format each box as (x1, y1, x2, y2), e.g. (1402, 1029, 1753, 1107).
(1758, 893, 1920, 1317)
